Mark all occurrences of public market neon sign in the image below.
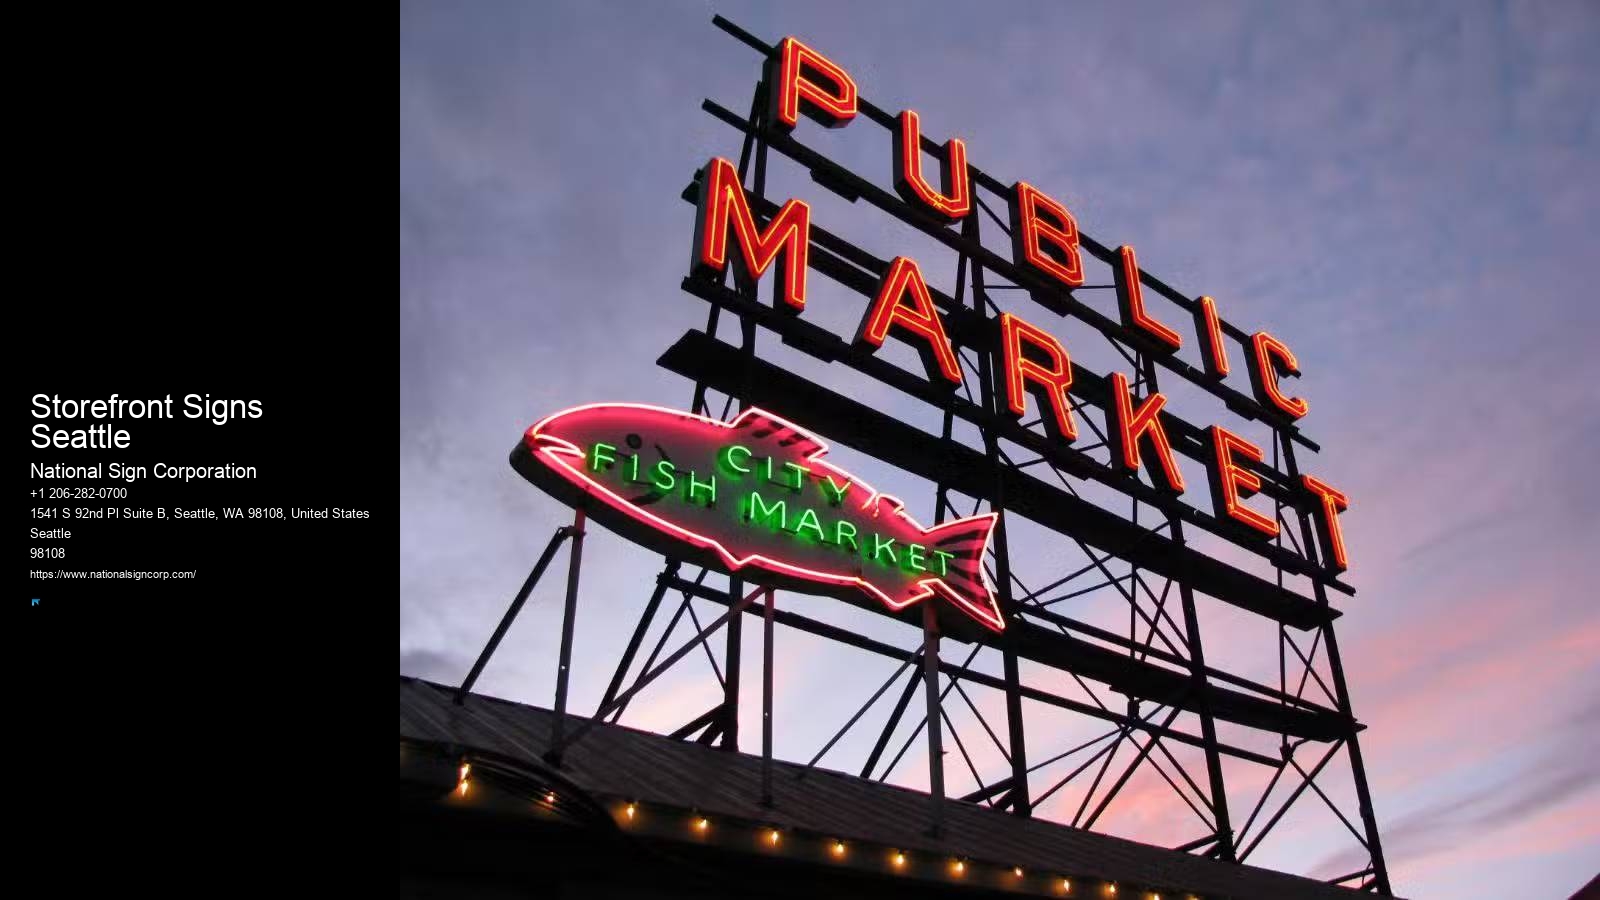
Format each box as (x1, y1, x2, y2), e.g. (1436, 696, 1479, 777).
(685, 34, 1352, 573)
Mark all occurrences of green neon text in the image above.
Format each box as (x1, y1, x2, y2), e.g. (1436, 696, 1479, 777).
(588, 442, 617, 472)
(820, 475, 850, 506)
(685, 471, 716, 507)
(744, 491, 787, 530)
(718, 444, 752, 478)
(833, 520, 858, 551)
(794, 507, 825, 542)
(651, 460, 677, 492)
(760, 456, 808, 493)
(871, 534, 897, 565)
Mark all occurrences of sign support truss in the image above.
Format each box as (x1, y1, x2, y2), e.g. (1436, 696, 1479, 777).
(455, 15, 1393, 895)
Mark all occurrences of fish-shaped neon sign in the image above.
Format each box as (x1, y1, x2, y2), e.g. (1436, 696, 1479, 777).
(512, 403, 1003, 632)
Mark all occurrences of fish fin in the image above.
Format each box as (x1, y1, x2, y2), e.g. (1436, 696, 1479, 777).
(921, 514, 1003, 631)
(868, 493, 906, 517)
(730, 408, 825, 459)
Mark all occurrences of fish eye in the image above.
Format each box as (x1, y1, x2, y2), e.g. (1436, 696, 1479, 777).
(625, 433, 642, 449)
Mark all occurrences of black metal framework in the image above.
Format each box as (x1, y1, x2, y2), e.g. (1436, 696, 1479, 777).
(461, 15, 1392, 896)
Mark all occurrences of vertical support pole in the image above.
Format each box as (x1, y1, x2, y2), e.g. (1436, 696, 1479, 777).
(761, 588, 775, 806)
(1140, 354, 1234, 858)
(966, 211, 1031, 816)
(1176, 572, 1235, 859)
(861, 662, 923, 779)
(717, 75, 766, 756)
(921, 602, 946, 836)
(546, 505, 587, 766)
(1281, 440, 1392, 895)
(721, 574, 743, 751)
(454, 524, 574, 704)
(597, 561, 679, 711)
(691, 80, 764, 415)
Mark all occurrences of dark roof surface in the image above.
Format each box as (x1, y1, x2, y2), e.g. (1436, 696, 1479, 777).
(401, 676, 1381, 900)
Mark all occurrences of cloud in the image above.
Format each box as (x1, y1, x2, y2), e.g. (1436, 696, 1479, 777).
(1312, 715, 1600, 880)
(399, 647, 463, 683)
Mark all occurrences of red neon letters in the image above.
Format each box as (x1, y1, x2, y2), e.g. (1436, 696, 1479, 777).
(857, 256, 963, 386)
(999, 312, 1077, 442)
(769, 36, 857, 131)
(1196, 295, 1231, 379)
(892, 110, 970, 223)
(673, 34, 1356, 572)
(1114, 245, 1183, 352)
(1008, 182, 1085, 289)
(1300, 473, 1351, 572)
(1107, 372, 1186, 494)
(1248, 332, 1310, 419)
(692, 156, 811, 311)
(1206, 426, 1279, 537)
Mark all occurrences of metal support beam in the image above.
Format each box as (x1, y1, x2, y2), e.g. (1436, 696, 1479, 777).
(454, 524, 575, 704)
(761, 588, 775, 806)
(967, 210, 1033, 818)
(721, 575, 743, 751)
(597, 561, 679, 711)
(920, 601, 945, 837)
(1143, 355, 1237, 860)
(1282, 439, 1393, 895)
(1238, 740, 1343, 863)
(555, 584, 763, 758)
(863, 662, 924, 779)
(545, 506, 586, 766)
(668, 704, 724, 741)
(1171, 833, 1220, 854)
(667, 572, 1286, 767)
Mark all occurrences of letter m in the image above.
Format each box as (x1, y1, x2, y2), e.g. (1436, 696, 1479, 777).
(691, 156, 811, 312)
(744, 491, 788, 531)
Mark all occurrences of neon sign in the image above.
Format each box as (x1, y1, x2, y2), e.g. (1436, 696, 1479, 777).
(515, 403, 1004, 632)
(683, 35, 1354, 574)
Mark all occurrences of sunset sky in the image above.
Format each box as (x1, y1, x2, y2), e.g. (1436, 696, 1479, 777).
(400, 3, 1599, 896)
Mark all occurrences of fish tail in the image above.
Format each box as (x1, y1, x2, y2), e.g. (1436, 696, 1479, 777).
(921, 514, 1003, 630)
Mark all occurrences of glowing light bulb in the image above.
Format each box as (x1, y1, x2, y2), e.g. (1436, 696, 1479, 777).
(456, 762, 470, 796)
(1062, 878, 1073, 893)
(952, 859, 966, 875)
(831, 840, 846, 858)
(694, 816, 710, 832)
(1014, 866, 1025, 878)
(1107, 885, 1118, 897)
(768, 829, 781, 846)
(892, 851, 906, 869)
(624, 802, 636, 820)
(545, 791, 556, 804)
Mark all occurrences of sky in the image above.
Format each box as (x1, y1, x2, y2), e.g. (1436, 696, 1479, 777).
(400, 2, 1600, 897)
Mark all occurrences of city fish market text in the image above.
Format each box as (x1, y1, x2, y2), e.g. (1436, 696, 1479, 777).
(519, 404, 1005, 631)
(586, 441, 962, 579)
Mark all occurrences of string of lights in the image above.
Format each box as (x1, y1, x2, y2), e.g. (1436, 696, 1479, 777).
(423, 738, 1205, 899)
